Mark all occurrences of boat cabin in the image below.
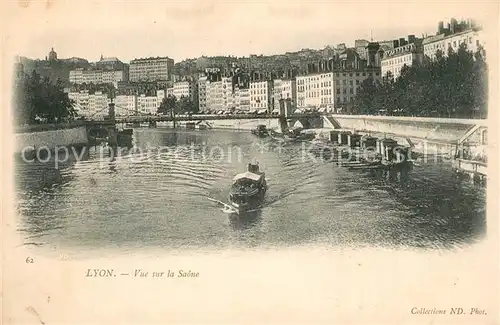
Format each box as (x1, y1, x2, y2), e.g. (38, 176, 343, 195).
(329, 129, 350, 144)
(361, 136, 378, 149)
(248, 162, 261, 173)
(347, 134, 362, 148)
(377, 138, 399, 161)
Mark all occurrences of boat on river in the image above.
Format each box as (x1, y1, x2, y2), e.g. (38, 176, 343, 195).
(277, 127, 316, 142)
(229, 162, 267, 214)
(251, 125, 269, 137)
(308, 131, 337, 151)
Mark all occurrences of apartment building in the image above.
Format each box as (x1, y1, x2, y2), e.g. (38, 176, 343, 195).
(198, 76, 208, 112)
(88, 91, 110, 117)
(381, 41, 424, 79)
(129, 56, 174, 82)
(296, 73, 335, 109)
(234, 87, 250, 112)
(69, 69, 128, 87)
(250, 80, 273, 112)
(206, 80, 224, 112)
(333, 68, 382, 106)
(137, 94, 158, 115)
(68, 91, 110, 117)
(173, 80, 194, 100)
(68, 88, 168, 117)
(423, 28, 485, 60)
(68, 91, 90, 116)
(222, 77, 234, 109)
(114, 95, 137, 116)
(273, 79, 296, 112)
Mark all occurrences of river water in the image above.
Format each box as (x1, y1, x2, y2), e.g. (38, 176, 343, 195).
(14, 128, 486, 252)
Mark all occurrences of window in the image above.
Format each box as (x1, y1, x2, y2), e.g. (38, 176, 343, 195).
(356, 80, 360, 85)
(356, 73, 360, 76)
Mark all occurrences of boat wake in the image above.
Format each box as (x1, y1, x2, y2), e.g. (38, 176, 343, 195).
(207, 197, 237, 214)
(206, 197, 264, 215)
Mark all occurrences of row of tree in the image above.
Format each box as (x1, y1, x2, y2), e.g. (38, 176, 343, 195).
(14, 70, 76, 125)
(354, 44, 488, 118)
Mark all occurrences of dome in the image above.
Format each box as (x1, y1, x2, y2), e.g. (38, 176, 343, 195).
(48, 47, 57, 60)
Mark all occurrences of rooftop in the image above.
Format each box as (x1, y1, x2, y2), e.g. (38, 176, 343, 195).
(233, 171, 263, 182)
(130, 56, 173, 63)
(99, 57, 121, 62)
(382, 42, 421, 59)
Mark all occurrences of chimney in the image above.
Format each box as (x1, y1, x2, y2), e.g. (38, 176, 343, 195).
(408, 35, 416, 44)
(438, 21, 444, 34)
(393, 40, 399, 48)
(399, 38, 406, 46)
(451, 18, 458, 34)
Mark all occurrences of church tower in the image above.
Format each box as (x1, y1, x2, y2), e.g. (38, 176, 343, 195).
(48, 47, 58, 61)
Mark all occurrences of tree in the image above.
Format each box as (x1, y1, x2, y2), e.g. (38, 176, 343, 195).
(14, 70, 76, 125)
(353, 45, 488, 118)
(177, 96, 197, 114)
(471, 47, 488, 118)
(157, 95, 177, 116)
(353, 76, 378, 114)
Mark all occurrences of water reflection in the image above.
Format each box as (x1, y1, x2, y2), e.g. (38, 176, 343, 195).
(229, 211, 263, 231)
(362, 162, 486, 248)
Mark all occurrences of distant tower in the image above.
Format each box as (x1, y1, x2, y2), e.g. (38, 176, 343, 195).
(438, 21, 444, 34)
(48, 47, 57, 61)
(366, 42, 380, 67)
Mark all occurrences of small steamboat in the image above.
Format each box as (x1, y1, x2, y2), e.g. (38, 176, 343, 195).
(229, 162, 267, 214)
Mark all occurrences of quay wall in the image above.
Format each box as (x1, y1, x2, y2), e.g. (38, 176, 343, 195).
(330, 115, 486, 142)
(329, 115, 487, 155)
(166, 119, 281, 131)
(14, 124, 88, 154)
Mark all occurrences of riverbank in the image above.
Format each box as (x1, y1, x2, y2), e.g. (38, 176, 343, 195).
(14, 122, 88, 155)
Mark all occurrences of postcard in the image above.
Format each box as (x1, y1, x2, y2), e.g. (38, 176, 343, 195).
(1, 1, 498, 324)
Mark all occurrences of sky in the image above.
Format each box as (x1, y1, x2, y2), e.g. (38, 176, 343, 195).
(2, 1, 497, 63)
